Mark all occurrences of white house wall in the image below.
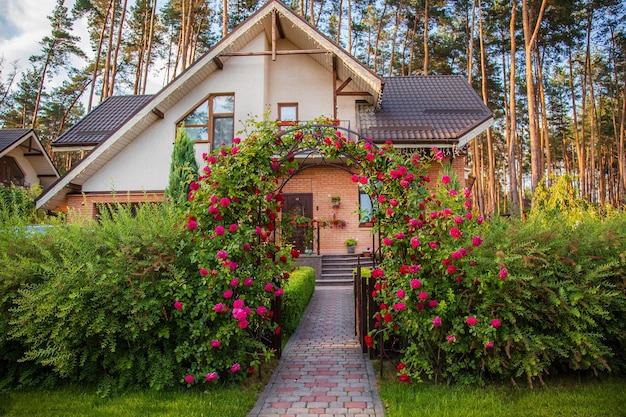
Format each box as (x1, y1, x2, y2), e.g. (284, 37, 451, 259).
(82, 33, 361, 193)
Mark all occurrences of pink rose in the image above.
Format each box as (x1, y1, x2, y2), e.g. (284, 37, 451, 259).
(410, 279, 421, 289)
(396, 289, 405, 298)
(174, 300, 183, 310)
(199, 268, 209, 277)
(205, 372, 217, 381)
(491, 319, 501, 328)
(466, 316, 477, 326)
(441, 175, 451, 185)
(418, 291, 428, 300)
(211, 340, 221, 348)
(184, 375, 194, 384)
(223, 290, 233, 299)
(256, 306, 267, 316)
(231, 363, 241, 373)
(432, 316, 442, 327)
(187, 219, 198, 230)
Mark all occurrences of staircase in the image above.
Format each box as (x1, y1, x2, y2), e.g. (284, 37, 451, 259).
(317, 254, 374, 286)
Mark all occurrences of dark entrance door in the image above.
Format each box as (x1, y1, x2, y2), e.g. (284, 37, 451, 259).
(282, 193, 313, 252)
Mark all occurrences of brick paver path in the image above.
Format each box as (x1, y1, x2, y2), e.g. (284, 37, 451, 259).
(248, 286, 384, 417)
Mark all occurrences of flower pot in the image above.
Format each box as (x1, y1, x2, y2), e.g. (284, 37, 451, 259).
(347, 245, 355, 254)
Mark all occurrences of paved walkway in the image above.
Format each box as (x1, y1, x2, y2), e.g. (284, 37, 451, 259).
(248, 286, 385, 417)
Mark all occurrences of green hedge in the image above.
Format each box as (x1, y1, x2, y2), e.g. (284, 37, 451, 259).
(1, 203, 192, 393)
(281, 267, 316, 335)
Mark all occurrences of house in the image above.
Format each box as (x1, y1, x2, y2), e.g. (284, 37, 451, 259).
(0, 128, 59, 189)
(37, 0, 492, 254)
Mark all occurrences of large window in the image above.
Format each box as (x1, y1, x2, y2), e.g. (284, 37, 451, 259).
(0, 156, 25, 187)
(179, 94, 234, 150)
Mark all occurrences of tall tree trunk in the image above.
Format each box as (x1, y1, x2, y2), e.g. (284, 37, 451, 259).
(408, 2, 419, 75)
(109, 0, 128, 96)
(568, 44, 585, 197)
(102, 0, 118, 101)
(508, 0, 520, 215)
(299, 0, 304, 16)
(585, 2, 597, 202)
(388, 6, 401, 76)
(88, 0, 113, 111)
(373, 3, 388, 74)
(141, 0, 157, 95)
(223, 0, 228, 37)
(522, 0, 547, 193)
(347, 0, 352, 53)
(423, 0, 429, 75)
(31, 55, 52, 128)
(310, 0, 315, 26)
(535, 47, 551, 183)
(467, 0, 476, 83)
(337, 0, 343, 45)
(478, 0, 495, 215)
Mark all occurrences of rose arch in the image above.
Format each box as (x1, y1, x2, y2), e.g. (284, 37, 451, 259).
(174, 118, 499, 386)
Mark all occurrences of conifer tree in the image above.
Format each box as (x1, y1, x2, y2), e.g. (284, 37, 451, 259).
(165, 126, 199, 205)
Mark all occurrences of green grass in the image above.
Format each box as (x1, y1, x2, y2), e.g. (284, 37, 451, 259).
(0, 384, 262, 417)
(379, 375, 626, 417)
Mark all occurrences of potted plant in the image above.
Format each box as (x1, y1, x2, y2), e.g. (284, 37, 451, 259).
(345, 238, 357, 254)
(331, 196, 341, 207)
(362, 247, 371, 257)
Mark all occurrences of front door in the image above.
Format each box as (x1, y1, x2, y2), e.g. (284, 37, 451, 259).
(282, 193, 313, 252)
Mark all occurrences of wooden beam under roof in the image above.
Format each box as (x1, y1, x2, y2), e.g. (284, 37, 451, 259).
(220, 49, 328, 57)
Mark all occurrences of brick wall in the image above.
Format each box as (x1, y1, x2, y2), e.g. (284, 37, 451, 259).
(65, 192, 164, 222)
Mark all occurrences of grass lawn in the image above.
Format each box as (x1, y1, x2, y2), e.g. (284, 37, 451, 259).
(0, 383, 262, 417)
(379, 374, 626, 417)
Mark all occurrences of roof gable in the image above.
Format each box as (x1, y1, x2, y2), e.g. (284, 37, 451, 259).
(37, 0, 384, 210)
(0, 128, 32, 154)
(0, 128, 60, 188)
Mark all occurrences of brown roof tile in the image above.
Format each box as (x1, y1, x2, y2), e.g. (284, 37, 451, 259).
(53, 95, 154, 147)
(0, 128, 32, 154)
(358, 75, 492, 144)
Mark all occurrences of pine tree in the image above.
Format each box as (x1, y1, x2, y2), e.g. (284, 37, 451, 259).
(165, 126, 199, 205)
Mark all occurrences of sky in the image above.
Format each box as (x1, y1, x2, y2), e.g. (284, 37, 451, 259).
(0, 0, 92, 86)
(0, 0, 166, 95)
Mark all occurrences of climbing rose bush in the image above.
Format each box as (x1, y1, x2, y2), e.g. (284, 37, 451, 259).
(172, 118, 408, 385)
(360, 150, 505, 385)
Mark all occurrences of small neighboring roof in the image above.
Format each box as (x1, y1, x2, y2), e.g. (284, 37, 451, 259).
(358, 76, 493, 147)
(0, 128, 33, 154)
(52, 95, 154, 148)
(0, 128, 60, 188)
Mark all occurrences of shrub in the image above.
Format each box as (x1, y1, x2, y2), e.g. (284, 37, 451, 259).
(365, 164, 626, 387)
(281, 267, 315, 335)
(6, 203, 191, 393)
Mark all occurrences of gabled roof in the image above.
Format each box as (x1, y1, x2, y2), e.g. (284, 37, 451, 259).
(36, 0, 384, 210)
(0, 128, 32, 154)
(0, 128, 60, 188)
(53, 95, 154, 148)
(358, 76, 492, 147)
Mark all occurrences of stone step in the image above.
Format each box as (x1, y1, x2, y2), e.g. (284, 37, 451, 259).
(316, 254, 373, 286)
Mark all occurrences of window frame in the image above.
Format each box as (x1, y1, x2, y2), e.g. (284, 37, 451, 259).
(0, 156, 25, 187)
(278, 103, 299, 126)
(177, 93, 235, 149)
(358, 185, 374, 226)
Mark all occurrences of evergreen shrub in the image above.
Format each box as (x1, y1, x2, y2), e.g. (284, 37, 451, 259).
(281, 267, 315, 335)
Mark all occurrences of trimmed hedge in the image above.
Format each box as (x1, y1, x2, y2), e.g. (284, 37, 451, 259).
(281, 267, 316, 335)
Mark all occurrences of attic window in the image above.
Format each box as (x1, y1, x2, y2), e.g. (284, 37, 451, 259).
(0, 156, 25, 187)
(179, 94, 235, 150)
